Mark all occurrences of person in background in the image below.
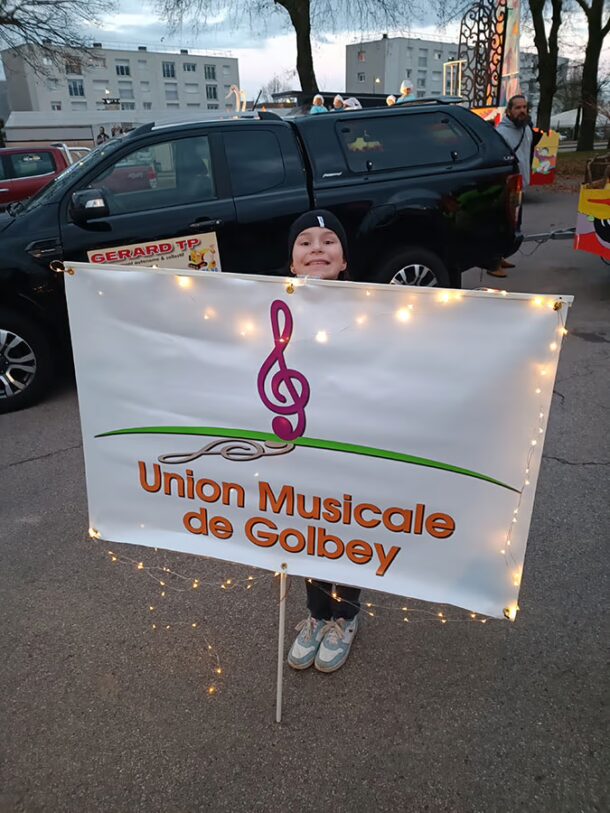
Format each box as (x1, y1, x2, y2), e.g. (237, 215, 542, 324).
(343, 97, 362, 110)
(488, 94, 542, 278)
(285, 210, 360, 674)
(386, 95, 396, 106)
(396, 80, 413, 104)
(332, 94, 344, 110)
(96, 126, 109, 145)
(310, 94, 328, 114)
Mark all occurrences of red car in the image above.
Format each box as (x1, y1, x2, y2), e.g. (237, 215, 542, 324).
(0, 144, 90, 209)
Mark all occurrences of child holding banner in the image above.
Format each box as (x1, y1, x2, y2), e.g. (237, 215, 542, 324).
(285, 210, 361, 673)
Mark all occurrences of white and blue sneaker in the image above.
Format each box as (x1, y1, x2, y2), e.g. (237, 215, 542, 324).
(314, 616, 359, 673)
(287, 615, 327, 670)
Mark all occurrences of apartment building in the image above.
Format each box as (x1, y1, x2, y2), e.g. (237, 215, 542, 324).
(520, 51, 571, 119)
(346, 35, 459, 98)
(1, 43, 240, 115)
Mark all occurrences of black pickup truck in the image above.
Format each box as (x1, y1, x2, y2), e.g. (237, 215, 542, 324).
(0, 101, 522, 413)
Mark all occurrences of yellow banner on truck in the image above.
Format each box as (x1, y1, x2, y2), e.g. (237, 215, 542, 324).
(87, 232, 221, 271)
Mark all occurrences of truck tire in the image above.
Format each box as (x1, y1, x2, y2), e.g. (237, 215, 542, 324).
(374, 247, 452, 288)
(0, 308, 54, 414)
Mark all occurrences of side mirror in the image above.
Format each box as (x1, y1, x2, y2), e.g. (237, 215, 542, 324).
(70, 188, 110, 222)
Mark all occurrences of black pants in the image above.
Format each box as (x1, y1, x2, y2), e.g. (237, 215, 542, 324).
(306, 580, 361, 620)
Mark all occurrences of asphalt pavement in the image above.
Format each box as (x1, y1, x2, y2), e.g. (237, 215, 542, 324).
(1, 188, 608, 812)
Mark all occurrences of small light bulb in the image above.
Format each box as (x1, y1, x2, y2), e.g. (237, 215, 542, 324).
(315, 330, 328, 343)
(176, 276, 192, 289)
(395, 307, 411, 322)
(192, 622, 197, 628)
(215, 667, 222, 674)
(137, 562, 144, 570)
(208, 686, 216, 695)
(549, 342, 557, 351)
(535, 388, 542, 394)
(525, 479, 530, 485)
(531, 439, 537, 446)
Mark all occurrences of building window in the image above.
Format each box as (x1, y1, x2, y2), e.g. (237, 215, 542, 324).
(187, 103, 201, 108)
(208, 103, 219, 109)
(416, 90, 425, 98)
(140, 81, 150, 92)
(417, 78, 426, 88)
(204, 65, 217, 80)
(70, 100, 87, 110)
(46, 78, 59, 90)
(406, 69, 412, 78)
(184, 62, 197, 72)
(165, 83, 179, 101)
(418, 57, 427, 67)
(68, 79, 85, 97)
(138, 59, 147, 66)
(121, 101, 136, 110)
(162, 62, 176, 78)
(92, 79, 108, 91)
(357, 72, 365, 82)
(206, 85, 218, 100)
(167, 102, 180, 108)
(51, 101, 62, 111)
(184, 83, 199, 93)
(432, 71, 442, 80)
(143, 101, 152, 110)
(65, 58, 82, 75)
(222, 65, 231, 75)
(434, 51, 442, 60)
(115, 61, 131, 76)
(357, 50, 366, 63)
(118, 82, 134, 100)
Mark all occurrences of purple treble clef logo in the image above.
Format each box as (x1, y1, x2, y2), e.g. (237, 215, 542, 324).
(257, 300, 311, 441)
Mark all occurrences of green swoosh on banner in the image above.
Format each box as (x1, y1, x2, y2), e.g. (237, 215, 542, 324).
(95, 425, 520, 493)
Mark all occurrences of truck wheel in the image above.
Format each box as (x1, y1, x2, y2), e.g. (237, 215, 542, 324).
(0, 308, 53, 414)
(375, 247, 451, 288)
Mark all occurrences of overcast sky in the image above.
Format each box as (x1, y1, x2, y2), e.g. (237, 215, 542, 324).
(3, 0, 599, 95)
(83, 2, 467, 95)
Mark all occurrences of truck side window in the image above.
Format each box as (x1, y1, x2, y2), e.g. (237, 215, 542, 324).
(224, 130, 285, 196)
(339, 113, 477, 173)
(9, 152, 56, 179)
(87, 136, 215, 214)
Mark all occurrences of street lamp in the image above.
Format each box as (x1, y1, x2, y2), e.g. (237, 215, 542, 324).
(374, 76, 381, 94)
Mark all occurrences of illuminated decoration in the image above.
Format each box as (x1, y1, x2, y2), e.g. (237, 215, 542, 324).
(457, 0, 521, 109)
(226, 84, 247, 112)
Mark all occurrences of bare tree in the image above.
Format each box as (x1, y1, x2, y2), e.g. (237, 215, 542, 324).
(527, 0, 563, 130)
(0, 1, 115, 56)
(156, 0, 411, 94)
(260, 70, 296, 102)
(573, 0, 610, 150)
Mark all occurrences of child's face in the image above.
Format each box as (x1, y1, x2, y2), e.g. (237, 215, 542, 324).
(291, 227, 347, 280)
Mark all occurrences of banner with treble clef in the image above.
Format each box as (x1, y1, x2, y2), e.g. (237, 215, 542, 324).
(65, 263, 572, 619)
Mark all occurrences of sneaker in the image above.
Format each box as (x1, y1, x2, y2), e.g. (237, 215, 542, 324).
(314, 616, 359, 673)
(287, 615, 327, 670)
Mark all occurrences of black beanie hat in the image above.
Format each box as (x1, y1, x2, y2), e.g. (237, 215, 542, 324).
(288, 209, 349, 265)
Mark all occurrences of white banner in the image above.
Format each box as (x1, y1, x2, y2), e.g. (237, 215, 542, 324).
(66, 264, 572, 618)
(87, 232, 221, 271)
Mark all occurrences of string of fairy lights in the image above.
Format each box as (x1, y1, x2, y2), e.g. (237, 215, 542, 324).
(84, 271, 570, 692)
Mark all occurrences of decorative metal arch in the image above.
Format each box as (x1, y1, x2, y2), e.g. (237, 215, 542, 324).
(458, 0, 507, 108)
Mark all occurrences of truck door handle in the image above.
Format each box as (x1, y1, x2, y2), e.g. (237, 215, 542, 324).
(25, 238, 63, 259)
(188, 218, 223, 232)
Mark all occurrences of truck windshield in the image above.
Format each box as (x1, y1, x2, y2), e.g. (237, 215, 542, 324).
(16, 139, 124, 215)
